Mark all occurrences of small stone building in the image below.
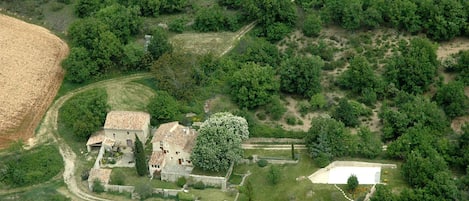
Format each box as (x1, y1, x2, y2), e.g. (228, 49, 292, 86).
(149, 121, 197, 178)
(103, 111, 150, 148)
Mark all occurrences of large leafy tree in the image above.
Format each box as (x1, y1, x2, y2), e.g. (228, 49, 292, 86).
(60, 88, 109, 139)
(305, 117, 349, 162)
(433, 81, 469, 119)
(418, 0, 466, 41)
(62, 47, 98, 83)
(230, 62, 279, 109)
(75, 0, 104, 18)
(151, 52, 198, 100)
(68, 18, 109, 50)
(230, 36, 281, 68)
(337, 56, 380, 95)
(278, 56, 323, 97)
(333, 99, 360, 127)
(384, 37, 438, 94)
(147, 91, 179, 125)
(147, 28, 173, 61)
(95, 4, 142, 43)
(401, 150, 447, 188)
(191, 112, 249, 172)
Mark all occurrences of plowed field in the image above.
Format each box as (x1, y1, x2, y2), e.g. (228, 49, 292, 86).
(0, 14, 68, 148)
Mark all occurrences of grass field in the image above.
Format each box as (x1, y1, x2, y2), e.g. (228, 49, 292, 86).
(106, 82, 156, 111)
(110, 167, 179, 189)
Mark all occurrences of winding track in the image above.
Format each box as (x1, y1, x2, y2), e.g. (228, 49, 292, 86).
(34, 22, 257, 201)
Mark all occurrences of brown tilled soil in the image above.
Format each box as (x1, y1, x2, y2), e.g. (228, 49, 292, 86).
(0, 14, 68, 148)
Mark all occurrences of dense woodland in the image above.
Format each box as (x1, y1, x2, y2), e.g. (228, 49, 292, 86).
(1, 0, 469, 200)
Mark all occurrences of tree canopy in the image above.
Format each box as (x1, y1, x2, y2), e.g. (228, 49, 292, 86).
(147, 91, 179, 125)
(191, 112, 248, 172)
(60, 88, 109, 139)
(278, 56, 323, 97)
(147, 28, 173, 60)
(433, 81, 469, 119)
(230, 62, 279, 109)
(385, 38, 438, 94)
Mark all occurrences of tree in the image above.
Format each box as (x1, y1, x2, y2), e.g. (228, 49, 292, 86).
(433, 81, 469, 119)
(243, 0, 297, 37)
(134, 181, 153, 199)
(91, 31, 123, 72)
(384, 37, 438, 94)
(302, 13, 322, 37)
(95, 4, 142, 43)
(356, 127, 381, 158)
(401, 150, 447, 188)
(347, 174, 359, 192)
(121, 43, 146, 71)
(68, 18, 109, 50)
(151, 52, 198, 100)
(337, 56, 380, 96)
(61, 47, 98, 83)
(60, 88, 109, 139)
(370, 185, 397, 201)
(419, 0, 466, 41)
(148, 28, 173, 61)
(267, 165, 281, 185)
(147, 91, 178, 125)
(333, 99, 360, 127)
(191, 112, 248, 172)
(134, 135, 148, 176)
(193, 6, 239, 32)
(278, 56, 323, 97)
(160, 0, 187, 13)
(230, 62, 279, 109)
(341, 0, 363, 30)
(230, 36, 281, 68)
(305, 117, 349, 162)
(291, 144, 295, 160)
(75, 0, 103, 18)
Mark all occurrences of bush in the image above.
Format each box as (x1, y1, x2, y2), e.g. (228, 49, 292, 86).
(266, 96, 286, 120)
(266, 22, 292, 42)
(303, 13, 322, 37)
(192, 181, 206, 190)
(169, 18, 186, 33)
(297, 100, 310, 116)
(315, 153, 331, 168)
(256, 111, 267, 120)
(177, 177, 187, 187)
(0, 145, 63, 187)
(347, 174, 359, 192)
(92, 179, 105, 193)
(310, 93, 327, 110)
(257, 159, 268, 167)
(286, 115, 297, 125)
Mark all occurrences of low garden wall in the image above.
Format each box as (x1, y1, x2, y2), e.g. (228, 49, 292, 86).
(161, 163, 234, 190)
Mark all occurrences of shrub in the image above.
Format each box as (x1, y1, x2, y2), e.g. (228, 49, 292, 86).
(303, 13, 322, 37)
(347, 174, 359, 192)
(256, 111, 267, 120)
(286, 115, 297, 125)
(177, 177, 187, 187)
(248, 155, 254, 160)
(315, 153, 331, 168)
(81, 170, 89, 181)
(297, 100, 310, 116)
(266, 96, 286, 120)
(192, 181, 206, 190)
(169, 18, 186, 33)
(266, 22, 292, 42)
(310, 93, 327, 110)
(135, 181, 153, 199)
(267, 165, 281, 185)
(257, 159, 268, 167)
(92, 179, 105, 193)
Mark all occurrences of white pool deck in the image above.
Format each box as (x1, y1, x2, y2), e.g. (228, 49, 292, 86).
(308, 161, 396, 184)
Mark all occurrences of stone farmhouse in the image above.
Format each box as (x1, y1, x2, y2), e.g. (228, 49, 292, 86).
(149, 121, 198, 178)
(87, 111, 150, 151)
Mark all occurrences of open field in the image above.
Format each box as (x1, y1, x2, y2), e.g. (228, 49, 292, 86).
(0, 14, 68, 148)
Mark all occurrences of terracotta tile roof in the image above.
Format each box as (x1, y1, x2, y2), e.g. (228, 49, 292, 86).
(104, 111, 150, 131)
(151, 121, 198, 153)
(88, 168, 112, 185)
(149, 151, 165, 165)
(86, 130, 105, 146)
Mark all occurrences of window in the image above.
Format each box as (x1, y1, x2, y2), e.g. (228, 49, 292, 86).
(157, 165, 160, 168)
(187, 160, 191, 164)
(127, 131, 129, 135)
(176, 151, 180, 155)
(113, 133, 116, 138)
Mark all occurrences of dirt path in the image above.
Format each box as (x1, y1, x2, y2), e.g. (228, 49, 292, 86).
(219, 21, 257, 56)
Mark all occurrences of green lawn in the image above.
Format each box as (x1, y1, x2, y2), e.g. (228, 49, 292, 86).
(191, 189, 235, 201)
(106, 82, 156, 111)
(110, 167, 179, 189)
